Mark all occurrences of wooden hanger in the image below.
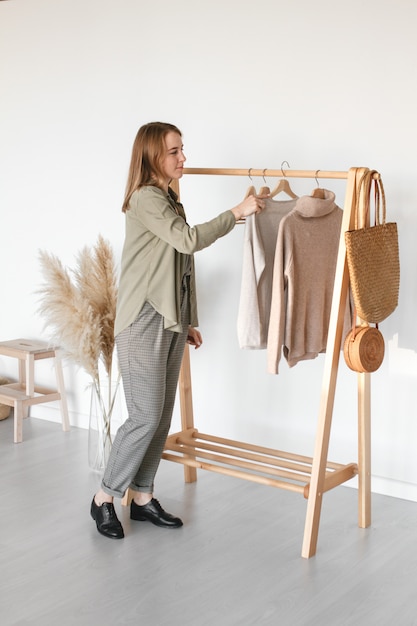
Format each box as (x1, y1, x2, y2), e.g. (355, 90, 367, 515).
(269, 161, 297, 199)
(244, 185, 256, 198)
(311, 170, 325, 198)
(244, 169, 271, 198)
(258, 169, 270, 196)
(311, 187, 326, 198)
(258, 186, 270, 196)
(244, 169, 257, 198)
(269, 178, 297, 199)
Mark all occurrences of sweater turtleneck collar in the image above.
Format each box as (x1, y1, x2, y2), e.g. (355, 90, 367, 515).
(294, 189, 336, 218)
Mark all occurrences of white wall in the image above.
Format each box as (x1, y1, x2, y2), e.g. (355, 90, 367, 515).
(1, 0, 416, 500)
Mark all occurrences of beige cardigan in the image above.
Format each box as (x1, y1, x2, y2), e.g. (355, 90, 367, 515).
(237, 196, 298, 349)
(114, 185, 236, 336)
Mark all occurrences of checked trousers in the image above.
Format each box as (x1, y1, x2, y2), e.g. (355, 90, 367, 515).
(102, 279, 189, 498)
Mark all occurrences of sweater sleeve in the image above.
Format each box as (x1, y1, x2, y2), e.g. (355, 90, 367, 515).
(266, 225, 288, 374)
(132, 187, 236, 253)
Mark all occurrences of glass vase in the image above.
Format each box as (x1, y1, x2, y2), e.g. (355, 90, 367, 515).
(88, 376, 121, 472)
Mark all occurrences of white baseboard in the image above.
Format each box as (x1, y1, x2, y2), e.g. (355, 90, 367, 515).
(31, 403, 89, 430)
(30, 402, 124, 435)
(368, 475, 417, 503)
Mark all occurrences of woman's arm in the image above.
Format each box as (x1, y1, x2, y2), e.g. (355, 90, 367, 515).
(132, 187, 264, 254)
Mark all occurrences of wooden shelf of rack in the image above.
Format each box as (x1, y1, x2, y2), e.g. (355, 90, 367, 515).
(163, 429, 358, 498)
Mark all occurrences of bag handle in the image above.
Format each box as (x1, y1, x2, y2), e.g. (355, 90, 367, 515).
(355, 170, 386, 229)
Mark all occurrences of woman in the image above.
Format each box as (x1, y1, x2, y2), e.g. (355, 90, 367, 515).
(91, 122, 264, 539)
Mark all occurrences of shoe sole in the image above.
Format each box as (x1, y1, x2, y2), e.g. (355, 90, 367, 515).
(130, 514, 183, 528)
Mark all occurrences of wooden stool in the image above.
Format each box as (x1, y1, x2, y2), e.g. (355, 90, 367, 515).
(0, 338, 70, 442)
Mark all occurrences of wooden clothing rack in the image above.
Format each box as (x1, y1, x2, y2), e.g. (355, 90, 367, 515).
(123, 166, 375, 559)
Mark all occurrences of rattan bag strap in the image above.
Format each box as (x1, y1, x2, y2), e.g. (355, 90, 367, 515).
(355, 170, 385, 230)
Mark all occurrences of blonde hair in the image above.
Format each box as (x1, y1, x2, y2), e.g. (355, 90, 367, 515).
(122, 121, 182, 212)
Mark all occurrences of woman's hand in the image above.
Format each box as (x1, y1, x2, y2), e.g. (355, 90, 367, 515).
(187, 326, 203, 349)
(231, 194, 266, 221)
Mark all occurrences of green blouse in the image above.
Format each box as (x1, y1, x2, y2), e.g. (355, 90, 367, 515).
(114, 185, 236, 336)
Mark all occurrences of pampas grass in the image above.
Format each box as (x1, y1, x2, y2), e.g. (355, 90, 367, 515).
(37, 235, 118, 383)
(37, 235, 120, 468)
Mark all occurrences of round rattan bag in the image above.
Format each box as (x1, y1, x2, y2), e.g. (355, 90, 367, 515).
(343, 324, 385, 373)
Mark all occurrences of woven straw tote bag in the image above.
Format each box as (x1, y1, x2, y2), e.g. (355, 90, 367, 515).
(344, 171, 400, 324)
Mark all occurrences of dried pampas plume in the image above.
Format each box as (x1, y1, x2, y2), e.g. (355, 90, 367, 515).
(37, 235, 118, 383)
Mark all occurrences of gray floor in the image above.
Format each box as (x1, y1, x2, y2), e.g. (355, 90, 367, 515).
(1, 415, 417, 626)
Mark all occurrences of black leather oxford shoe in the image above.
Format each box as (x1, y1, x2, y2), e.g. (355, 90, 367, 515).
(91, 498, 124, 539)
(130, 498, 183, 528)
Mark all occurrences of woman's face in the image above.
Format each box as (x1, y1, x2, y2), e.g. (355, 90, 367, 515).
(161, 131, 186, 185)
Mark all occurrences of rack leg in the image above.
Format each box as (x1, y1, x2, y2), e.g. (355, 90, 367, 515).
(358, 372, 371, 527)
(178, 344, 197, 483)
(302, 167, 362, 558)
(301, 392, 333, 559)
(302, 288, 349, 557)
(121, 490, 133, 507)
(168, 179, 197, 483)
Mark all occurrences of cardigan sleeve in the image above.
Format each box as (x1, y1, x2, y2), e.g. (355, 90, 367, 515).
(237, 214, 265, 349)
